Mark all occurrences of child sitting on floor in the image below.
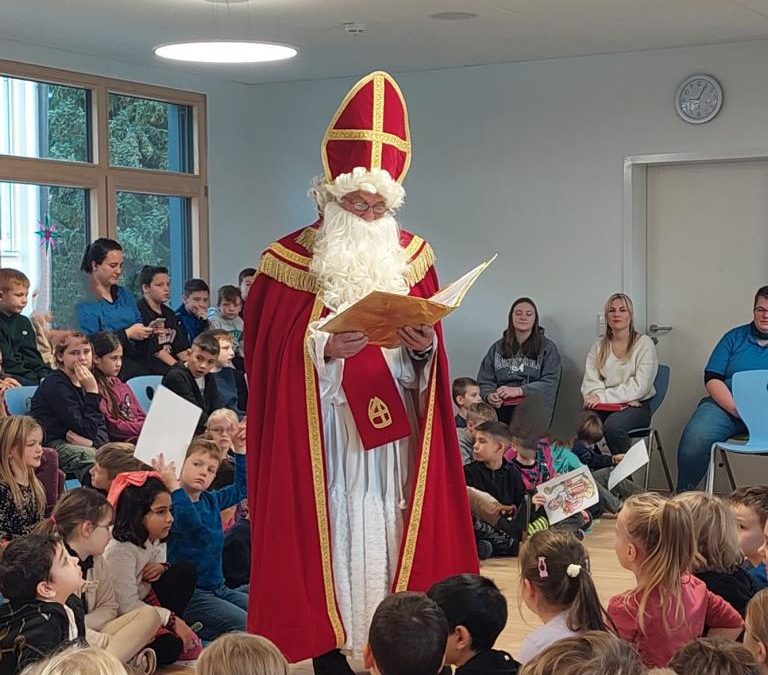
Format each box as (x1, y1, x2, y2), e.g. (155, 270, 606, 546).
(668, 637, 760, 675)
(730, 487, 768, 590)
(453, 377, 482, 429)
(675, 491, 757, 617)
(464, 421, 533, 559)
(517, 530, 611, 664)
(196, 632, 289, 675)
(458, 402, 497, 465)
(427, 574, 519, 675)
(609, 493, 743, 667)
(38, 488, 160, 673)
(161, 437, 248, 641)
(0, 534, 85, 674)
(89, 442, 149, 494)
(364, 592, 448, 675)
(745, 589, 768, 674)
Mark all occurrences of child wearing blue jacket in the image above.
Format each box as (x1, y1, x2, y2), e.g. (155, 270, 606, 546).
(155, 433, 247, 642)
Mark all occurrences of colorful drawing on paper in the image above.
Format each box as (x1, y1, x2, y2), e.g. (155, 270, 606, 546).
(537, 467, 600, 525)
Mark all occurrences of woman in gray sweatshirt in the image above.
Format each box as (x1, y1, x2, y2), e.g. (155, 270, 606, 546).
(477, 297, 562, 426)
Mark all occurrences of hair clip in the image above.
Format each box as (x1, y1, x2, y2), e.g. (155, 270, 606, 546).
(566, 564, 582, 578)
(537, 556, 548, 579)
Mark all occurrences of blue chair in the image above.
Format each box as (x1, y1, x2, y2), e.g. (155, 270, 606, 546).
(706, 369, 768, 494)
(3, 385, 38, 416)
(127, 375, 162, 414)
(626, 364, 673, 491)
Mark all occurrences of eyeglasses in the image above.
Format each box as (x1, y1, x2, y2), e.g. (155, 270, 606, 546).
(754, 307, 768, 315)
(342, 197, 390, 215)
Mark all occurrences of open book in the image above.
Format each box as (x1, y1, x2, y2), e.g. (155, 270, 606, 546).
(320, 255, 496, 347)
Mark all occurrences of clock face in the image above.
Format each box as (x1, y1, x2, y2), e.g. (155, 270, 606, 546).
(676, 75, 722, 124)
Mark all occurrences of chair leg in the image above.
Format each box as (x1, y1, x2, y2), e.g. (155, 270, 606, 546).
(653, 429, 674, 493)
(720, 448, 737, 491)
(643, 432, 653, 491)
(706, 444, 717, 495)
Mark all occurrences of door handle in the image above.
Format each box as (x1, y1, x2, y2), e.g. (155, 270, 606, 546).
(648, 324, 673, 335)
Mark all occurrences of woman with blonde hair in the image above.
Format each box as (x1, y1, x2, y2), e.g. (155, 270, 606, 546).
(196, 632, 289, 675)
(609, 493, 743, 667)
(674, 492, 757, 616)
(580, 293, 658, 455)
(0, 415, 47, 543)
(745, 589, 768, 674)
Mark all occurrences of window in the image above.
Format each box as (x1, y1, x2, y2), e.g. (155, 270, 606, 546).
(116, 192, 191, 301)
(109, 94, 193, 173)
(0, 75, 91, 163)
(0, 181, 89, 329)
(0, 59, 208, 329)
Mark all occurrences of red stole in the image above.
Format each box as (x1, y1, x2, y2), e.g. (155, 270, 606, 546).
(341, 345, 411, 449)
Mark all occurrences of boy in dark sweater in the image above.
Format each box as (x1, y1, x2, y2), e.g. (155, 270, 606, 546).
(161, 331, 220, 433)
(175, 278, 210, 344)
(209, 329, 247, 420)
(464, 421, 531, 558)
(137, 265, 190, 375)
(428, 574, 519, 675)
(0, 268, 52, 384)
(0, 534, 85, 674)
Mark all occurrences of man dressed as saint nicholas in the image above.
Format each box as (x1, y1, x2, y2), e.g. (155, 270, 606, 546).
(244, 71, 478, 675)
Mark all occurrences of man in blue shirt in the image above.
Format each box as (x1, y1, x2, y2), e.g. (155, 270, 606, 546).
(676, 285, 768, 491)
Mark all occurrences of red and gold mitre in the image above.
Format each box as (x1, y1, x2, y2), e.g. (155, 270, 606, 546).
(321, 71, 411, 184)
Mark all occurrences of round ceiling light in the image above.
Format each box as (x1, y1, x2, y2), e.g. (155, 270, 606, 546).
(429, 11, 479, 20)
(154, 41, 298, 63)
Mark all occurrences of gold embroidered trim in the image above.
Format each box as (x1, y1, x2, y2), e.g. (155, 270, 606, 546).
(321, 71, 412, 184)
(295, 227, 317, 252)
(258, 251, 320, 294)
(325, 129, 410, 153)
(371, 73, 385, 170)
(403, 242, 435, 287)
(395, 357, 439, 591)
(304, 295, 346, 647)
(261, 235, 433, 292)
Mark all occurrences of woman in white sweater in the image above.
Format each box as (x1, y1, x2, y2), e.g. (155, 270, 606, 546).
(580, 293, 658, 455)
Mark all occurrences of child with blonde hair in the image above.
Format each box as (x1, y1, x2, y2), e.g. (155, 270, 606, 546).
(518, 530, 611, 663)
(20, 645, 128, 675)
(196, 632, 289, 675)
(0, 415, 47, 543)
(609, 493, 743, 667)
(674, 492, 757, 616)
(668, 637, 760, 675)
(745, 589, 768, 674)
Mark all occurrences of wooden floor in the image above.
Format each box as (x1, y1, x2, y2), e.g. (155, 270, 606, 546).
(160, 520, 632, 674)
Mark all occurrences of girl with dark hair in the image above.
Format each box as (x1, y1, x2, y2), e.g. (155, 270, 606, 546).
(517, 529, 612, 664)
(102, 472, 200, 666)
(76, 238, 153, 381)
(477, 298, 562, 425)
(90, 332, 146, 442)
(37, 488, 161, 672)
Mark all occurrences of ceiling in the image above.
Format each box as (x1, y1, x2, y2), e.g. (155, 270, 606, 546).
(3, 0, 768, 85)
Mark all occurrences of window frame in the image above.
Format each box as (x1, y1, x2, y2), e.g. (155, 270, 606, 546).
(0, 59, 209, 280)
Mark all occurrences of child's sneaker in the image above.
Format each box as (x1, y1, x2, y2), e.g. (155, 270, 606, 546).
(175, 639, 204, 665)
(477, 539, 494, 560)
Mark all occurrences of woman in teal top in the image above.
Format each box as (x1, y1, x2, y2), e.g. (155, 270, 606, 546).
(76, 238, 153, 380)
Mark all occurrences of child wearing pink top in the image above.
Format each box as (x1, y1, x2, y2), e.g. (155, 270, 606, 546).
(609, 493, 743, 667)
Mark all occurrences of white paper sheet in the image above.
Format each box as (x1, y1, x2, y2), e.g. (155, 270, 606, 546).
(607, 439, 649, 490)
(134, 385, 202, 476)
(536, 466, 600, 526)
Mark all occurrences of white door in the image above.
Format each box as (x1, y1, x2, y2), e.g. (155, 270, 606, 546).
(646, 160, 768, 492)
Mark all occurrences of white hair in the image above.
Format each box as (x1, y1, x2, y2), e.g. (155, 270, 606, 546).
(309, 201, 409, 311)
(308, 167, 406, 214)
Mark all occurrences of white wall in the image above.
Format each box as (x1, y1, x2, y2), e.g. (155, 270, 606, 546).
(243, 39, 768, 433)
(0, 38, 254, 290)
(6, 37, 768, 433)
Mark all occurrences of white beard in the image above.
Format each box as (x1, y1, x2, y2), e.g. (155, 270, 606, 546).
(310, 202, 409, 311)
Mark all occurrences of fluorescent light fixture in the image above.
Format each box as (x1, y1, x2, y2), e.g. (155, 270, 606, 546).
(154, 40, 298, 63)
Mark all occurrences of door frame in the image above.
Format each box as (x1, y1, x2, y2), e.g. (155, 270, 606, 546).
(623, 148, 768, 328)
